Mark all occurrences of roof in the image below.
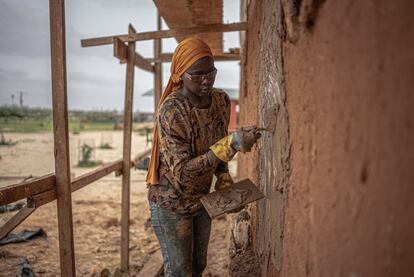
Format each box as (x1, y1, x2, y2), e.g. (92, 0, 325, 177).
(153, 0, 224, 54)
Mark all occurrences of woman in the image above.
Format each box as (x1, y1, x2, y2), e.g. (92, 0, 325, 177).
(146, 37, 260, 277)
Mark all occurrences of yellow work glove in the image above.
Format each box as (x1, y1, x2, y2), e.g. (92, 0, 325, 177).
(214, 172, 234, 190)
(209, 134, 238, 162)
(210, 125, 264, 162)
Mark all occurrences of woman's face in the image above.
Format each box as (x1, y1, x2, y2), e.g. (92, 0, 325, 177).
(182, 56, 216, 97)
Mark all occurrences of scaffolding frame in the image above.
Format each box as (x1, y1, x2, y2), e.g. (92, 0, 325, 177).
(0, 0, 246, 275)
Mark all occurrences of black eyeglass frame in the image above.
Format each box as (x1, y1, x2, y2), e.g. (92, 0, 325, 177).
(182, 68, 217, 83)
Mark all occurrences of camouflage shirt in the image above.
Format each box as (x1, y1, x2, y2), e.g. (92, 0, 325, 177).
(148, 88, 231, 214)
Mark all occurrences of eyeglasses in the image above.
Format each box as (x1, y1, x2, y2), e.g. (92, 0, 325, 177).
(182, 68, 217, 83)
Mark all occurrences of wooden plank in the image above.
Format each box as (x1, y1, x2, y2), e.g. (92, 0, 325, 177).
(114, 37, 127, 63)
(0, 176, 39, 181)
(153, 0, 223, 54)
(113, 37, 154, 72)
(48, 0, 76, 275)
(137, 249, 164, 277)
(0, 174, 55, 206)
(0, 207, 36, 240)
(2, 158, 130, 211)
(71, 160, 122, 192)
(25, 160, 123, 208)
(147, 52, 240, 63)
(28, 189, 57, 208)
(154, 12, 162, 112)
(121, 24, 136, 273)
(81, 22, 248, 47)
(0, 158, 125, 207)
(134, 52, 155, 73)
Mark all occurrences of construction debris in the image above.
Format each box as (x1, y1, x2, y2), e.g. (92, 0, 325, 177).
(0, 228, 47, 246)
(20, 258, 34, 277)
(229, 211, 260, 277)
(0, 202, 25, 213)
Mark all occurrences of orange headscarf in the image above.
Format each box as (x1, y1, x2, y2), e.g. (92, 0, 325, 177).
(146, 37, 213, 185)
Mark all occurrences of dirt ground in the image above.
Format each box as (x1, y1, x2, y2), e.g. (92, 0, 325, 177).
(0, 131, 233, 276)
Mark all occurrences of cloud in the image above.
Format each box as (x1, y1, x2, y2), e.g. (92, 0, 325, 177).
(0, 0, 240, 111)
(0, 68, 29, 81)
(68, 71, 122, 88)
(0, 72, 52, 108)
(0, 1, 50, 58)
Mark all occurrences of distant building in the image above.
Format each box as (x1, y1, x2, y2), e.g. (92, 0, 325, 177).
(133, 111, 154, 123)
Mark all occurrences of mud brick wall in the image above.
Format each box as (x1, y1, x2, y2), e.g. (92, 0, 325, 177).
(237, 0, 414, 276)
(236, 0, 262, 266)
(237, 0, 261, 185)
(238, 0, 291, 275)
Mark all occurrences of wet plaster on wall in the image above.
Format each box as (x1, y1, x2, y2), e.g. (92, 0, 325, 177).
(237, 0, 325, 275)
(237, 0, 262, 237)
(237, 0, 292, 275)
(237, 0, 261, 186)
(256, 0, 291, 275)
(235, 0, 265, 274)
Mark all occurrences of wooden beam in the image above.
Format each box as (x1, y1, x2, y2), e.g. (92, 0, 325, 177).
(134, 52, 155, 73)
(137, 249, 164, 277)
(146, 52, 241, 63)
(48, 0, 76, 275)
(154, 0, 224, 53)
(81, 22, 248, 47)
(121, 24, 136, 273)
(154, 12, 162, 112)
(0, 207, 36, 240)
(27, 160, 124, 208)
(28, 189, 57, 208)
(0, 156, 136, 245)
(0, 158, 127, 208)
(114, 37, 127, 64)
(113, 37, 154, 73)
(0, 174, 55, 206)
(71, 160, 122, 192)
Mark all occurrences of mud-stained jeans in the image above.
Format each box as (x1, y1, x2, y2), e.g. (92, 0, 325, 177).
(149, 201, 212, 277)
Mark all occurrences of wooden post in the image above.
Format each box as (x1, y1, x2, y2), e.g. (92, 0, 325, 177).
(114, 37, 155, 72)
(0, 207, 36, 239)
(154, 12, 162, 112)
(121, 24, 136, 272)
(48, 0, 76, 276)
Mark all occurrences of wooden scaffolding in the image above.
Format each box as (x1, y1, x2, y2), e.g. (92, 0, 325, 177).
(0, 0, 246, 275)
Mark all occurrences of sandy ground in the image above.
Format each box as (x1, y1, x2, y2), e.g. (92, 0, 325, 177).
(0, 132, 233, 276)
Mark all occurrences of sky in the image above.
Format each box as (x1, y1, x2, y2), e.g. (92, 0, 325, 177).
(0, 0, 240, 112)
